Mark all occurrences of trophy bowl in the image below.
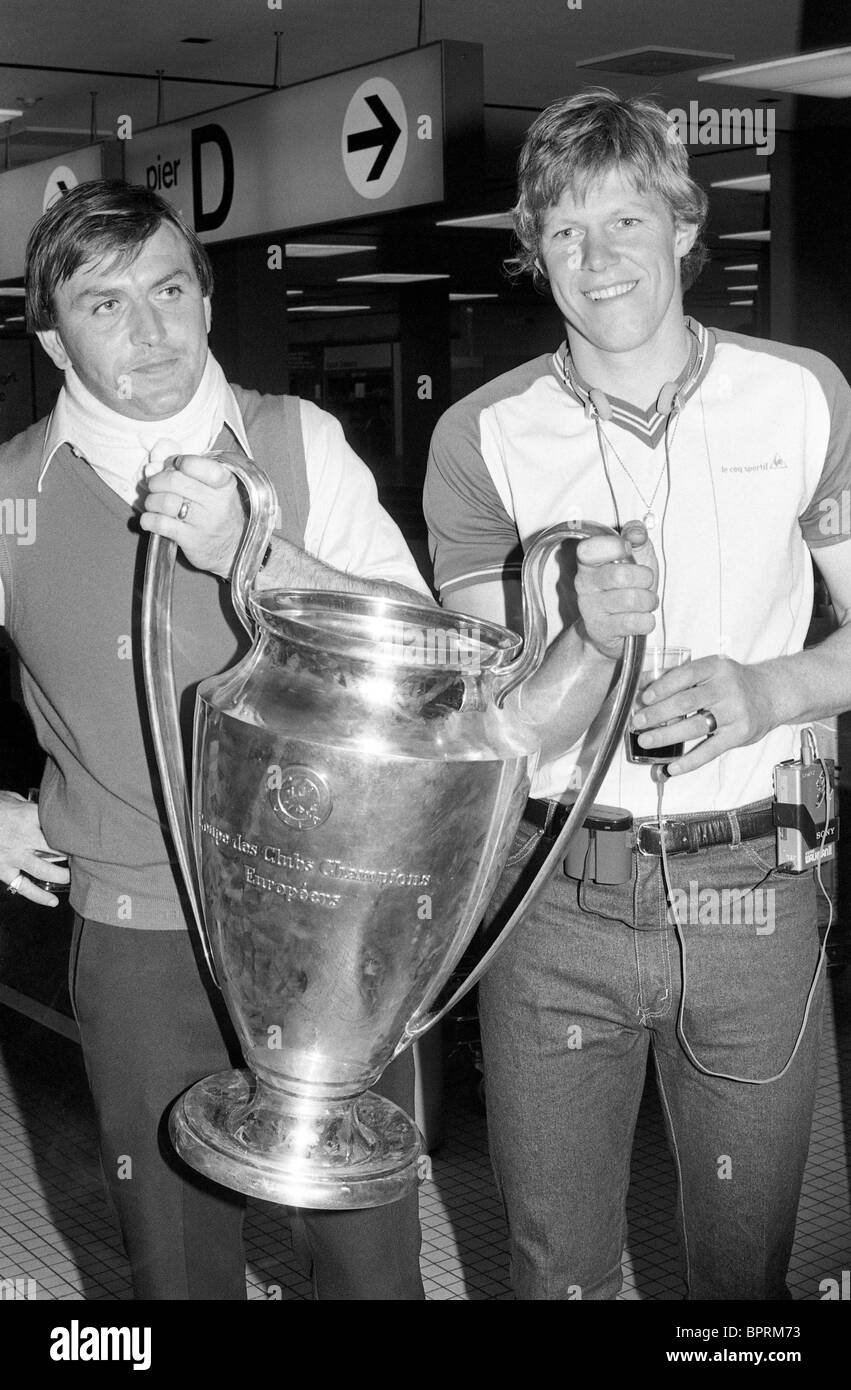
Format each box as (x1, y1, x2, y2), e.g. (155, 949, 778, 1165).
(142, 459, 643, 1208)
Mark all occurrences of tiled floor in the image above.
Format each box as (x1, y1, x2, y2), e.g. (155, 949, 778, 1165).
(0, 967, 849, 1301)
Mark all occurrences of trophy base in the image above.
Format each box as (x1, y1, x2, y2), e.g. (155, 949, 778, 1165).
(170, 1069, 423, 1209)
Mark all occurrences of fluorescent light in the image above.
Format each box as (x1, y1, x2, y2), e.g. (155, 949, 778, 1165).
(339, 273, 450, 284)
(450, 293, 499, 301)
(576, 47, 734, 77)
(288, 304, 371, 313)
(286, 289, 303, 297)
(711, 174, 770, 192)
(20, 124, 112, 137)
(284, 243, 376, 258)
(724, 263, 758, 272)
(727, 284, 758, 291)
(3, 315, 24, 322)
(720, 230, 771, 241)
(730, 300, 754, 306)
(699, 46, 851, 98)
(437, 212, 514, 230)
(0, 286, 25, 297)
(0, 108, 23, 122)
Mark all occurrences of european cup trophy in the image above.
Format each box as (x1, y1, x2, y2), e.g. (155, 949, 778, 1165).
(141, 457, 642, 1208)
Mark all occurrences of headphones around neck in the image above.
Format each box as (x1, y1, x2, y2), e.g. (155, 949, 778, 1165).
(585, 379, 680, 424)
(566, 322, 702, 425)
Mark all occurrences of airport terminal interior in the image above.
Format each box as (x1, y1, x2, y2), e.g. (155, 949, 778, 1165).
(1, 0, 851, 1303)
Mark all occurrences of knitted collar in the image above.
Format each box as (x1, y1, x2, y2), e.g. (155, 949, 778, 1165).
(553, 316, 715, 448)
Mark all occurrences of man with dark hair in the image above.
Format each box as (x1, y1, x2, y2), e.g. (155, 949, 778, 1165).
(0, 179, 428, 1300)
(425, 88, 851, 1299)
(25, 178, 216, 332)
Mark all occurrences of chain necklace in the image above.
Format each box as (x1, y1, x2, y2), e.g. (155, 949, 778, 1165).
(557, 329, 696, 528)
(596, 423, 670, 530)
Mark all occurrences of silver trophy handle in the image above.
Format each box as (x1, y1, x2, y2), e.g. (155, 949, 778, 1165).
(396, 520, 645, 1049)
(141, 455, 278, 987)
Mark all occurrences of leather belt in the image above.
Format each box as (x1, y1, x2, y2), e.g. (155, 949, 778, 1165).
(523, 797, 775, 858)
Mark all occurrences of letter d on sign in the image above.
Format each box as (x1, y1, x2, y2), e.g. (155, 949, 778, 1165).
(191, 124, 234, 233)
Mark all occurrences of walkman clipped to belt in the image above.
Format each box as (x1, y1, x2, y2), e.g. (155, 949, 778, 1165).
(563, 806, 634, 883)
(773, 738, 838, 873)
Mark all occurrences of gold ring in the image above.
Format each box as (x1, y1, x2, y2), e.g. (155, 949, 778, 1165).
(177, 500, 190, 522)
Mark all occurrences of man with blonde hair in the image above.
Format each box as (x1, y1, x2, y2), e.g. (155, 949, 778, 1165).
(426, 88, 851, 1300)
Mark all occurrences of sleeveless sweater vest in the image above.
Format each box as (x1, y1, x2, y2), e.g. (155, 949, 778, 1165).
(0, 386, 308, 928)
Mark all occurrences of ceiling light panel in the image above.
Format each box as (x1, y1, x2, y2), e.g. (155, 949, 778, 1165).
(700, 47, 851, 98)
(577, 47, 734, 77)
(288, 304, 372, 312)
(710, 174, 771, 192)
(339, 273, 450, 284)
(284, 243, 376, 258)
(719, 230, 771, 241)
(437, 213, 514, 230)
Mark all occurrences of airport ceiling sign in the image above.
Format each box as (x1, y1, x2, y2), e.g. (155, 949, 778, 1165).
(0, 146, 104, 281)
(125, 42, 482, 242)
(42, 164, 84, 212)
(342, 79, 408, 199)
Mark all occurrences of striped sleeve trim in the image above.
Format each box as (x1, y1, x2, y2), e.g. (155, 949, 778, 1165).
(424, 356, 552, 599)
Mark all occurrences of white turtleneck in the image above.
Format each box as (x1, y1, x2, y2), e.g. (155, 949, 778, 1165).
(41, 351, 251, 507)
(0, 360, 431, 631)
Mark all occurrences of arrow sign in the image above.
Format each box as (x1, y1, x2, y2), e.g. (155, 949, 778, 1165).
(342, 78, 409, 200)
(346, 94, 401, 181)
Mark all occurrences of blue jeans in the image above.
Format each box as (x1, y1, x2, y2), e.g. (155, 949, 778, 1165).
(478, 811, 824, 1301)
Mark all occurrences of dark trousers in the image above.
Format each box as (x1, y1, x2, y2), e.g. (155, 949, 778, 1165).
(69, 916, 424, 1301)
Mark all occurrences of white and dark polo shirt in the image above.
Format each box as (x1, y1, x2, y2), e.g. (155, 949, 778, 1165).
(424, 319, 851, 815)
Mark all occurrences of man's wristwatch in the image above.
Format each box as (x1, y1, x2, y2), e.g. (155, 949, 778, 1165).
(220, 540, 273, 584)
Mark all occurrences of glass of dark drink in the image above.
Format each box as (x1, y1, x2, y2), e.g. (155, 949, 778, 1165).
(625, 646, 691, 764)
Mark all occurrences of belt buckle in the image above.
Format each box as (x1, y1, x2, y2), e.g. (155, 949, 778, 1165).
(635, 821, 659, 857)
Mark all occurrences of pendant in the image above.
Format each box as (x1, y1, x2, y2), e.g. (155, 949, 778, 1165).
(643, 511, 658, 530)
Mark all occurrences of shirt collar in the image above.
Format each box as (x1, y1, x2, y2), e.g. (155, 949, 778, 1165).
(552, 315, 716, 449)
(36, 379, 253, 493)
